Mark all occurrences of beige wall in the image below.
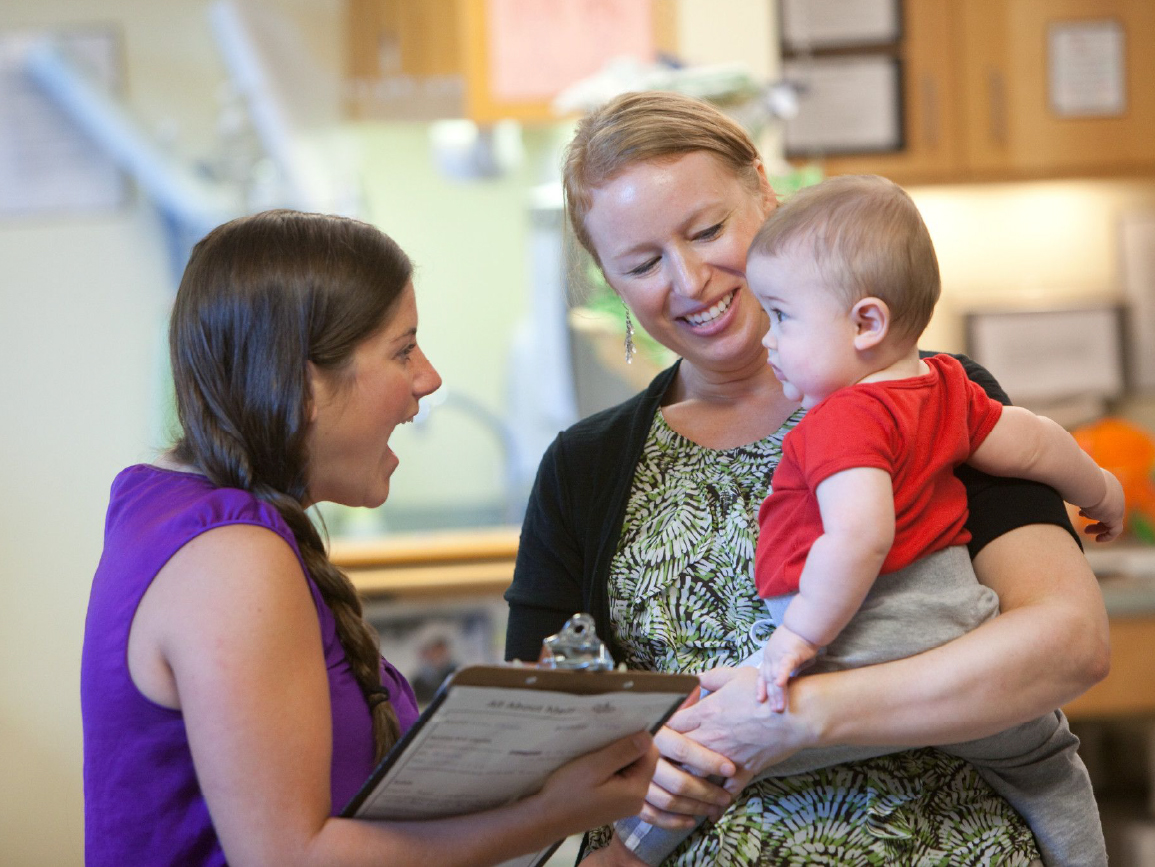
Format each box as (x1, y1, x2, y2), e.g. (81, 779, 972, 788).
(913, 178, 1155, 354)
(0, 210, 170, 865)
(0, 2, 343, 863)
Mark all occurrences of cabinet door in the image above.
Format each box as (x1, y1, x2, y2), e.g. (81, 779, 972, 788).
(799, 0, 961, 186)
(348, 0, 675, 124)
(959, 0, 1155, 179)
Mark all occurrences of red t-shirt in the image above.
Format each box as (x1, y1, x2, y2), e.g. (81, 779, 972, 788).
(755, 353, 1004, 598)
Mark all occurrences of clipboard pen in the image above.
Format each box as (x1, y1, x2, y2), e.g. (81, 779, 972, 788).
(342, 614, 699, 867)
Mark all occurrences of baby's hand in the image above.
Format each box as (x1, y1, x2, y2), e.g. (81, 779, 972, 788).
(1080, 469, 1126, 543)
(757, 626, 819, 713)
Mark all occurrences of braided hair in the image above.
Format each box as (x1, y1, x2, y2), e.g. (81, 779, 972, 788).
(169, 209, 410, 760)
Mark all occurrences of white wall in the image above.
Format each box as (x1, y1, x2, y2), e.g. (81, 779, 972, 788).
(912, 178, 1155, 354)
(0, 2, 343, 862)
(0, 211, 170, 865)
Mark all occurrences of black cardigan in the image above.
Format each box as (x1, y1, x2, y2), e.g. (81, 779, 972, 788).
(504, 354, 1078, 663)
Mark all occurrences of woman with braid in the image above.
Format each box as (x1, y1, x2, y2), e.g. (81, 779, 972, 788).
(80, 209, 657, 867)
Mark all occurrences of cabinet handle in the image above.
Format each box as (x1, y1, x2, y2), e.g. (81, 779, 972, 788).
(921, 76, 939, 148)
(988, 69, 1007, 146)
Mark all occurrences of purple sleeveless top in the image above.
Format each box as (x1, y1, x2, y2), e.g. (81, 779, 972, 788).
(81, 465, 419, 866)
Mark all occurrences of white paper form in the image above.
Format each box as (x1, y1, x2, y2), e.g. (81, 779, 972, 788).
(356, 684, 678, 819)
(352, 683, 686, 867)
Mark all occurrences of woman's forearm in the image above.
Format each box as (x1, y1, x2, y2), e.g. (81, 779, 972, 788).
(307, 803, 568, 867)
(670, 524, 1108, 775)
(257, 732, 657, 867)
(802, 523, 1109, 749)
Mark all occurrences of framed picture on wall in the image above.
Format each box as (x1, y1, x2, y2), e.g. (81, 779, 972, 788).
(964, 305, 1124, 405)
(779, 0, 901, 51)
(363, 595, 508, 709)
(782, 55, 904, 156)
(0, 25, 128, 218)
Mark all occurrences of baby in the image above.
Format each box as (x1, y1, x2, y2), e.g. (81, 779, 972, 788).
(617, 174, 1120, 867)
(749, 175, 1121, 710)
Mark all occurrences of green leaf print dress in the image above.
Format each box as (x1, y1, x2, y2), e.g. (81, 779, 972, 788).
(586, 411, 1041, 866)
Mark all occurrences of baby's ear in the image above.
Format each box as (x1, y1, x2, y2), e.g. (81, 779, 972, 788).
(851, 297, 890, 350)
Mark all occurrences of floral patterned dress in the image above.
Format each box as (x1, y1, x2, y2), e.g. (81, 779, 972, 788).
(588, 411, 1040, 866)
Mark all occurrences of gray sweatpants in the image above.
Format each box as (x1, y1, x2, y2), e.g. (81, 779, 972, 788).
(615, 546, 1105, 867)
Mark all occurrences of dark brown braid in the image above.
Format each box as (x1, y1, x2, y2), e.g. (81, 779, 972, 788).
(169, 209, 410, 761)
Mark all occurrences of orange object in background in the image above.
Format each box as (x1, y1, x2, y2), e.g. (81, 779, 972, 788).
(1073, 418, 1155, 543)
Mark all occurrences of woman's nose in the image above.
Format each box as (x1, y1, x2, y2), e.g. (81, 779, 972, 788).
(668, 249, 709, 298)
(414, 349, 442, 398)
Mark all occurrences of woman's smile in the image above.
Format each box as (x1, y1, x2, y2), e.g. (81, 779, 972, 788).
(680, 288, 738, 330)
(584, 152, 775, 372)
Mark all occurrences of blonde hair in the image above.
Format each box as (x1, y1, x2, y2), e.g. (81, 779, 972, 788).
(749, 174, 940, 343)
(563, 91, 763, 266)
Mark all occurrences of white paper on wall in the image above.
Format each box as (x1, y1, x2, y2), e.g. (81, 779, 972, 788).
(1121, 212, 1155, 392)
(0, 27, 127, 217)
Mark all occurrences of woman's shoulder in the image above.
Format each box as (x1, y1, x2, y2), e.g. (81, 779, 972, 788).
(104, 464, 303, 571)
(112, 464, 283, 525)
(522, 364, 678, 544)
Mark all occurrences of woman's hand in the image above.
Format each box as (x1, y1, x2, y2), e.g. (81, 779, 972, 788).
(666, 667, 820, 779)
(635, 725, 745, 828)
(534, 732, 660, 840)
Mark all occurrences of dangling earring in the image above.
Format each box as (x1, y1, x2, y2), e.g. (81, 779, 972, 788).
(624, 307, 636, 365)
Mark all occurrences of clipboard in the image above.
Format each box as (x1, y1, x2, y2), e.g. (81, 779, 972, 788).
(341, 615, 699, 867)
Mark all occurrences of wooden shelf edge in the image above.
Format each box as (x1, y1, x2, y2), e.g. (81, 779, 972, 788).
(331, 525, 521, 568)
(350, 560, 515, 599)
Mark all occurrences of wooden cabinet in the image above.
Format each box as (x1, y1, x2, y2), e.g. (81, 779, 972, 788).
(794, 1, 963, 186)
(958, 0, 1155, 181)
(346, 0, 676, 124)
(804, 0, 1155, 185)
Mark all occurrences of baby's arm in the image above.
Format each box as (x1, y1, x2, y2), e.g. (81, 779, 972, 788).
(969, 406, 1125, 542)
(762, 467, 895, 710)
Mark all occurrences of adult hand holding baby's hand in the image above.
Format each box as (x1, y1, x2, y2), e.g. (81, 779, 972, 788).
(758, 626, 820, 712)
(667, 666, 820, 779)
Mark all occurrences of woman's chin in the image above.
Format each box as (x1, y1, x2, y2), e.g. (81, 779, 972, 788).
(365, 479, 392, 510)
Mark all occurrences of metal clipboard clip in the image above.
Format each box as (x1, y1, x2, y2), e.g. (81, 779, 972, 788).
(537, 613, 615, 671)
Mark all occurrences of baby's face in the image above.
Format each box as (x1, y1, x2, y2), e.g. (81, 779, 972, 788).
(747, 250, 863, 408)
